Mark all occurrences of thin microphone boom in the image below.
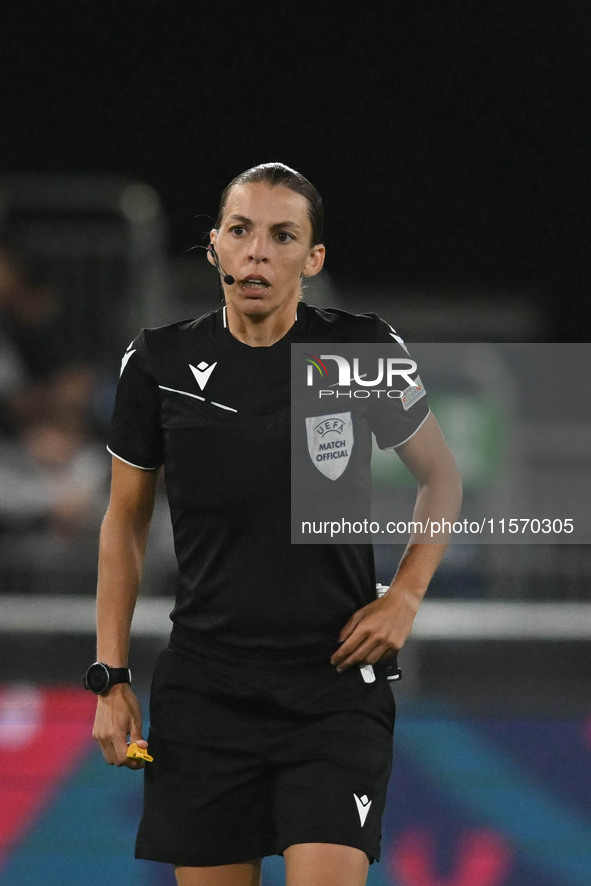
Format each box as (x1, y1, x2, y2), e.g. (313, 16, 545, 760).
(208, 245, 235, 285)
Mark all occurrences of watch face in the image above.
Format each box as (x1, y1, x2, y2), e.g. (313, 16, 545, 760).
(85, 662, 110, 694)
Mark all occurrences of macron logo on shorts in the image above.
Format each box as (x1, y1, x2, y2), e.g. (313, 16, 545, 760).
(354, 793, 372, 827)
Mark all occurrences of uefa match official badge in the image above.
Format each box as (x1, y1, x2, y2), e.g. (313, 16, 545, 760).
(305, 411, 354, 480)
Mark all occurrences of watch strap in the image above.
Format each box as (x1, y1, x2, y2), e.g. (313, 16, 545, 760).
(106, 666, 132, 685)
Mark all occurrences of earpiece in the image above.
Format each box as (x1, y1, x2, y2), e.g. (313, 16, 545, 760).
(208, 244, 235, 286)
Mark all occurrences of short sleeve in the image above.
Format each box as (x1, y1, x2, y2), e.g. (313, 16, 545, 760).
(107, 331, 164, 469)
(368, 316, 430, 449)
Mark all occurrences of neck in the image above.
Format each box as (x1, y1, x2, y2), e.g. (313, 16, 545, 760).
(225, 301, 299, 347)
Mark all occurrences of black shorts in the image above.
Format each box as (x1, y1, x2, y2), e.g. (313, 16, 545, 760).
(136, 641, 396, 867)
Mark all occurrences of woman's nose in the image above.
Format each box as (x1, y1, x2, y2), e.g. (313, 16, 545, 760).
(247, 235, 268, 263)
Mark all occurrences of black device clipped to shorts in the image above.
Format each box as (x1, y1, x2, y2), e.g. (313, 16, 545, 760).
(376, 584, 402, 682)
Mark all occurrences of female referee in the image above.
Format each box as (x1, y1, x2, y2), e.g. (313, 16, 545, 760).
(87, 162, 462, 886)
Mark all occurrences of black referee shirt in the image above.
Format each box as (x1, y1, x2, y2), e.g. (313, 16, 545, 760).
(108, 302, 429, 652)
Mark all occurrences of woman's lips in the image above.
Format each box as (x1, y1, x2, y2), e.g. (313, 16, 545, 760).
(239, 276, 270, 294)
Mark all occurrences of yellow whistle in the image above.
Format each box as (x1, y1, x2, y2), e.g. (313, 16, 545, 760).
(126, 742, 154, 763)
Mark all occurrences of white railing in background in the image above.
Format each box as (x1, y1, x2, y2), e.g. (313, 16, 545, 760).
(1, 595, 590, 641)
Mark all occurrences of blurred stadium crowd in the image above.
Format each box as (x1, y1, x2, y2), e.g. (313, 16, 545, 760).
(0, 242, 111, 591)
(0, 226, 183, 598)
(0, 176, 179, 597)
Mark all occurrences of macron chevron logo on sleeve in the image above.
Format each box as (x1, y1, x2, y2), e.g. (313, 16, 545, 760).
(388, 327, 410, 354)
(120, 348, 136, 376)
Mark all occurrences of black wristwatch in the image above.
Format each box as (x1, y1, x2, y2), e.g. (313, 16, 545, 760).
(83, 662, 131, 695)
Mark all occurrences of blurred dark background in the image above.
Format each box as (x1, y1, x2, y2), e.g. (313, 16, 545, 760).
(1, 0, 589, 339)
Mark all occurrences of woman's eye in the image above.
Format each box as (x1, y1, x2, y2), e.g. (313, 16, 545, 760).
(277, 231, 294, 243)
(230, 226, 245, 236)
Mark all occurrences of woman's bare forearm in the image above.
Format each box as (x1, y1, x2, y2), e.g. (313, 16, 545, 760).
(95, 460, 159, 666)
(96, 512, 151, 665)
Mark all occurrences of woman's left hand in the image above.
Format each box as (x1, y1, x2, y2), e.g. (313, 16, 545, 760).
(330, 589, 418, 671)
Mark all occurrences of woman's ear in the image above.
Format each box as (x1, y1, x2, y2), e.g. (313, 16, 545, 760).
(207, 230, 218, 266)
(302, 244, 326, 278)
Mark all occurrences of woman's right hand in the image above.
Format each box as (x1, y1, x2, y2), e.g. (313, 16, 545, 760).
(92, 683, 148, 769)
